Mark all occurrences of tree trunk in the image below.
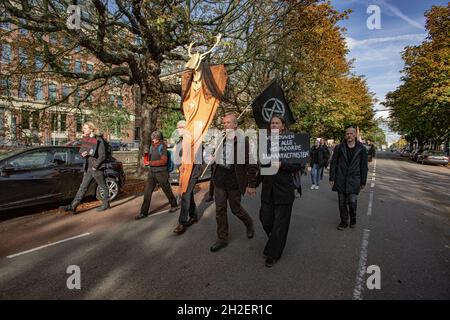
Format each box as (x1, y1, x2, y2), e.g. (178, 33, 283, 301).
(137, 84, 160, 176)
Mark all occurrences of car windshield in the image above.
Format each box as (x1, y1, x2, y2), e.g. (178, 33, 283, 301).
(0, 149, 26, 161)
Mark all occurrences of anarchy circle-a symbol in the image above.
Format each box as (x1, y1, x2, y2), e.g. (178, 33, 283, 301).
(262, 98, 285, 122)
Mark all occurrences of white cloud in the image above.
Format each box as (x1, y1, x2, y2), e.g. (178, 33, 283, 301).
(346, 33, 426, 49)
(375, 0, 425, 30)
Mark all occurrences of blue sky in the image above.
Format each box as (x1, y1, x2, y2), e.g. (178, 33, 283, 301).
(330, 0, 448, 144)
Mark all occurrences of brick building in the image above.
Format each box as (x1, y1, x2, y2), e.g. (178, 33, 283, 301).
(0, 18, 137, 146)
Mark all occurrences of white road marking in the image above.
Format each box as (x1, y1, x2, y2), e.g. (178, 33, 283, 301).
(6, 233, 91, 259)
(353, 229, 371, 300)
(367, 191, 374, 216)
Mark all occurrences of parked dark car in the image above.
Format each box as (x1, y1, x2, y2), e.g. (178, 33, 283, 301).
(168, 165, 212, 184)
(0, 146, 125, 212)
(416, 150, 449, 166)
(167, 145, 212, 184)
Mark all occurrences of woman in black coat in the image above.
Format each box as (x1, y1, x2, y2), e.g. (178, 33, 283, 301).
(259, 115, 302, 267)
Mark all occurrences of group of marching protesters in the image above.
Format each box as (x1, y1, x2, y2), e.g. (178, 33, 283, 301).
(61, 114, 369, 268)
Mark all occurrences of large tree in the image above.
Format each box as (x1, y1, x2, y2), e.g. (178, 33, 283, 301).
(385, 4, 450, 147)
(1, 0, 310, 171)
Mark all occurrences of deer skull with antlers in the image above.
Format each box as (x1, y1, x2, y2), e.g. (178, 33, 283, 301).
(185, 34, 222, 72)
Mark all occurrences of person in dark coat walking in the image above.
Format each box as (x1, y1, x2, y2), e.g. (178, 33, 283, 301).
(260, 115, 302, 267)
(329, 127, 368, 230)
(309, 139, 330, 190)
(366, 139, 376, 162)
(135, 130, 179, 220)
(60, 122, 110, 214)
(209, 113, 259, 252)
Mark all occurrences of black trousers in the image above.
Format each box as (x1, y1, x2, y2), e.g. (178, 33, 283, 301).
(260, 202, 293, 260)
(208, 179, 215, 197)
(214, 186, 253, 243)
(178, 176, 198, 224)
(140, 170, 177, 215)
(72, 169, 109, 207)
(338, 193, 358, 224)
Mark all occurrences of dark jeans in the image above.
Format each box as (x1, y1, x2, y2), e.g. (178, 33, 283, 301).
(260, 202, 292, 260)
(214, 186, 253, 243)
(338, 193, 358, 224)
(72, 169, 109, 207)
(179, 176, 198, 224)
(140, 170, 177, 215)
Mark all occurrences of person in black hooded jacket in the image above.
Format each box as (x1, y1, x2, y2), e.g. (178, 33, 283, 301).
(329, 127, 368, 230)
(259, 115, 302, 267)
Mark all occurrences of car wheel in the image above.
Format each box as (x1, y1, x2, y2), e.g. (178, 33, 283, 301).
(96, 177, 119, 201)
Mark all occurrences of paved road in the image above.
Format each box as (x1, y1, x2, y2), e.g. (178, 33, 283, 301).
(0, 152, 449, 299)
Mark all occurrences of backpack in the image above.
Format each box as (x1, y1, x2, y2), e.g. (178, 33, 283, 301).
(150, 144, 175, 172)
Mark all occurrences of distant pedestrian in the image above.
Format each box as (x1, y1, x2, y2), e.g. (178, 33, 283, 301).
(259, 115, 302, 267)
(329, 127, 368, 230)
(309, 139, 329, 190)
(60, 122, 110, 214)
(367, 139, 376, 162)
(135, 130, 179, 220)
(319, 138, 331, 180)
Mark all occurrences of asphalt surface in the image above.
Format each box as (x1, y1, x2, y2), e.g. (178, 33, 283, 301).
(0, 151, 449, 299)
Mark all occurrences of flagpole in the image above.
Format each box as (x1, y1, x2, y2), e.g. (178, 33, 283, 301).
(199, 102, 253, 178)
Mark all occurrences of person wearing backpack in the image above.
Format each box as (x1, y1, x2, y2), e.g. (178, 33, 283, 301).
(60, 122, 110, 214)
(135, 130, 179, 220)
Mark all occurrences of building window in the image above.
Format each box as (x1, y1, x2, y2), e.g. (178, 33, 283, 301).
(75, 46, 82, 53)
(19, 78, 28, 98)
(109, 94, 115, 105)
(86, 63, 93, 74)
(76, 115, 83, 132)
(134, 127, 140, 141)
(35, 55, 44, 70)
(35, 80, 44, 100)
(74, 60, 82, 73)
(63, 37, 70, 47)
(18, 48, 28, 66)
(60, 114, 66, 131)
(1, 13, 11, 31)
(1, 44, 11, 64)
(51, 113, 58, 131)
(1, 77, 11, 96)
(32, 111, 40, 130)
(74, 88, 80, 105)
(63, 58, 70, 71)
(0, 107, 5, 135)
(62, 85, 70, 99)
(49, 33, 58, 45)
(48, 83, 57, 102)
(19, 18, 28, 36)
(87, 93, 93, 103)
(21, 110, 31, 130)
(117, 96, 123, 108)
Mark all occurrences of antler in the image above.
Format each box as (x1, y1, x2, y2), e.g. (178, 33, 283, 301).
(187, 42, 195, 58)
(200, 34, 222, 59)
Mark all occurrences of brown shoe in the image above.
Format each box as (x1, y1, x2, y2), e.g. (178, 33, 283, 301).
(173, 224, 186, 235)
(186, 217, 199, 226)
